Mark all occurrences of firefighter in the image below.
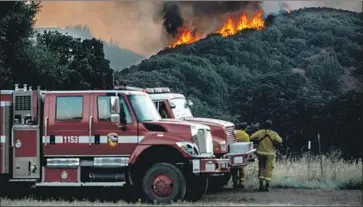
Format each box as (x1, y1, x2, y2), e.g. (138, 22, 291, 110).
(232, 122, 250, 189)
(250, 120, 282, 192)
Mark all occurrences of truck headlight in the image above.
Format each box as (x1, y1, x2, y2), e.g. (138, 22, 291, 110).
(176, 142, 199, 155)
(213, 140, 227, 153)
(220, 140, 227, 152)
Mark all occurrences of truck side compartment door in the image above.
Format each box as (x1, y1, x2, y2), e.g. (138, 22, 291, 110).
(11, 90, 40, 179)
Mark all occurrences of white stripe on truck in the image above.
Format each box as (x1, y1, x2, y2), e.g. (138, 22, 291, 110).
(42, 135, 144, 144)
(0, 135, 5, 143)
(0, 101, 11, 107)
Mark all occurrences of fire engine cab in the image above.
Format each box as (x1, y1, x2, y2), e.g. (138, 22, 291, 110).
(0, 84, 231, 203)
(117, 86, 256, 191)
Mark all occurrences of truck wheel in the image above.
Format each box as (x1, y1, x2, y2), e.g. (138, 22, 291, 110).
(183, 175, 208, 202)
(207, 173, 231, 193)
(142, 163, 186, 204)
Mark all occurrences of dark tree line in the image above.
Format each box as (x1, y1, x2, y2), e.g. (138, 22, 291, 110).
(0, 2, 113, 90)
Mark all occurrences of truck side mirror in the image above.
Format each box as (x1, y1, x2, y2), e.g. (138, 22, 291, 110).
(110, 96, 120, 123)
(110, 114, 120, 123)
(187, 99, 194, 107)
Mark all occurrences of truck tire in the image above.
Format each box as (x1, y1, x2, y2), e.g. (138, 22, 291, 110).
(0, 175, 9, 196)
(142, 163, 186, 204)
(183, 175, 208, 202)
(207, 173, 231, 193)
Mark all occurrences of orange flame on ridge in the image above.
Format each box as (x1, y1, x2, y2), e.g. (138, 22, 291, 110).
(169, 26, 202, 48)
(169, 10, 265, 48)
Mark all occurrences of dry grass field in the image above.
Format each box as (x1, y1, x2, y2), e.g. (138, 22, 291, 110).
(2, 154, 362, 206)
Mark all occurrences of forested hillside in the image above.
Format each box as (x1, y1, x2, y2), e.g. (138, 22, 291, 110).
(116, 8, 363, 159)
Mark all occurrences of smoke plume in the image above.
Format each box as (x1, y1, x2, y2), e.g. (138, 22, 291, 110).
(161, 1, 263, 44)
(161, 1, 262, 36)
(35, 1, 262, 56)
(35, 1, 166, 57)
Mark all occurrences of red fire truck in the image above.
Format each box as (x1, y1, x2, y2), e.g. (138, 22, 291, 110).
(117, 86, 256, 191)
(0, 84, 231, 203)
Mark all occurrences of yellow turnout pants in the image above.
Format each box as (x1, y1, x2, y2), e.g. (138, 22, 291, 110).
(257, 153, 275, 182)
(238, 166, 246, 184)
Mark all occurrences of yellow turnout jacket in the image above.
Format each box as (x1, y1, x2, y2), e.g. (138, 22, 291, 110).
(250, 129, 283, 155)
(235, 129, 250, 142)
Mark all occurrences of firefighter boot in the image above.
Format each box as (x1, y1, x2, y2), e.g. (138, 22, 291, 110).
(264, 181, 270, 192)
(239, 167, 246, 189)
(258, 180, 264, 191)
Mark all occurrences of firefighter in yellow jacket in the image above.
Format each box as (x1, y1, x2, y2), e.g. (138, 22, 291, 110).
(250, 120, 283, 191)
(233, 122, 250, 188)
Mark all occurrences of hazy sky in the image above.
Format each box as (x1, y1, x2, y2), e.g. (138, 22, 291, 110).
(35, 1, 362, 56)
(262, 1, 362, 13)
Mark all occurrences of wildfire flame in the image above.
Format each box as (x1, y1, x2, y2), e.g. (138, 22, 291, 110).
(169, 10, 265, 48)
(169, 26, 202, 48)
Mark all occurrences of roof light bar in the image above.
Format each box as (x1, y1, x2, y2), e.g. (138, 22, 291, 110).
(144, 88, 155, 93)
(115, 85, 171, 93)
(114, 85, 144, 91)
(144, 87, 171, 94)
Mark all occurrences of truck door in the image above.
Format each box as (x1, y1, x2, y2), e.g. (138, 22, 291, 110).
(90, 93, 139, 155)
(43, 93, 91, 156)
(154, 100, 173, 119)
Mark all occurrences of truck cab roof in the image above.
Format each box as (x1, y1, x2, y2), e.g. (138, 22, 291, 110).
(41, 90, 146, 95)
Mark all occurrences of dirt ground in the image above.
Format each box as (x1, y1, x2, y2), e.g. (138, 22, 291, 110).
(204, 187, 362, 205)
(1, 185, 362, 206)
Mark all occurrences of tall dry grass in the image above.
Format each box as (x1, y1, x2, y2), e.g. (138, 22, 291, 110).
(244, 151, 362, 190)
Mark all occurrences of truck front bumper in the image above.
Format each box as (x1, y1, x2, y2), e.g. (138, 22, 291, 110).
(224, 149, 256, 168)
(191, 158, 230, 174)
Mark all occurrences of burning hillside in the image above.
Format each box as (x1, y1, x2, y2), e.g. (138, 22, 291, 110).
(168, 10, 265, 48)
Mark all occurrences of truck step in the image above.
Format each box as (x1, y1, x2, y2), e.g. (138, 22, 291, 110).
(9, 179, 37, 182)
(35, 182, 125, 187)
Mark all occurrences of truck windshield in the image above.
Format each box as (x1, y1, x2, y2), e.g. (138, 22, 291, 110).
(128, 94, 161, 122)
(170, 98, 193, 119)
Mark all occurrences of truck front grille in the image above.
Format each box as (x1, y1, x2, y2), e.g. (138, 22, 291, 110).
(195, 128, 214, 155)
(225, 126, 236, 145)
